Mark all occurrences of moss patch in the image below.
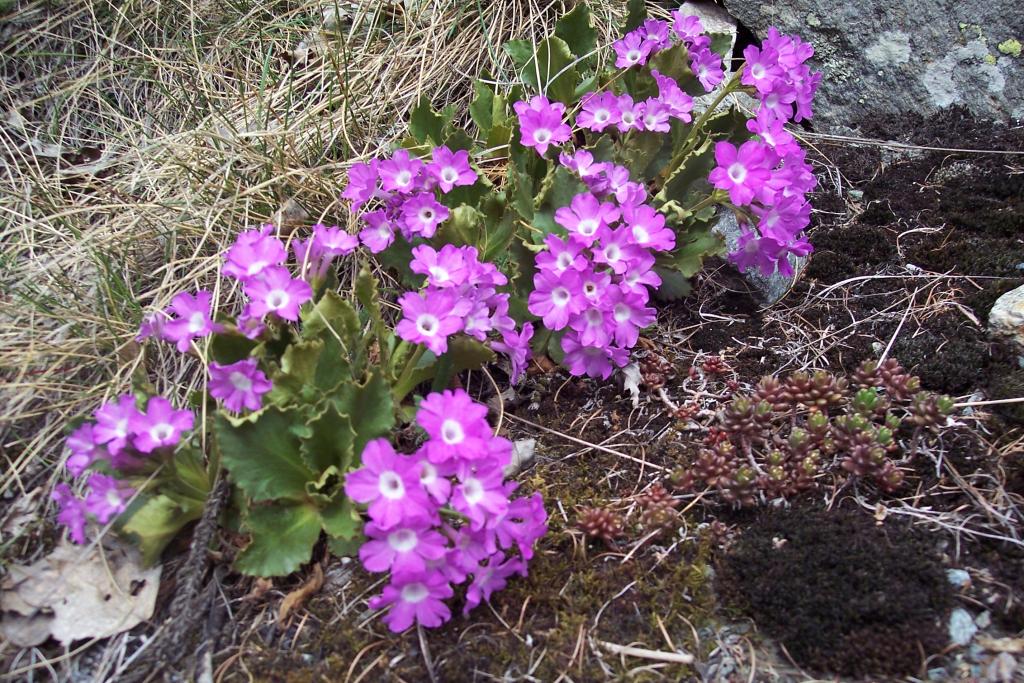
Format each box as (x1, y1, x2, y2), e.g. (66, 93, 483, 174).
(719, 507, 952, 678)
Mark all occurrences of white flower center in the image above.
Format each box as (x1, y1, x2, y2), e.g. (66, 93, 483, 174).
(428, 265, 450, 282)
(556, 252, 573, 270)
(388, 529, 418, 553)
(594, 109, 609, 123)
(621, 112, 635, 125)
(246, 260, 267, 276)
(418, 207, 435, 224)
(533, 129, 552, 144)
(441, 418, 465, 445)
(400, 582, 429, 604)
(378, 471, 405, 500)
(441, 168, 457, 183)
(229, 371, 252, 392)
(266, 290, 290, 310)
(150, 423, 174, 442)
(604, 244, 621, 262)
(727, 163, 747, 184)
(583, 282, 597, 297)
(419, 461, 438, 486)
(552, 287, 570, 306)
(395, 170, 412, 187)
(462, 477, 484, 505)
(585, 308, 603, 327)
(187, 312, 206, 334)
(106, 489, 123, 508)
(751, 64, 765, 80)
(416, 313, 439, 336)
(632, 225, 650, 243)
(614, 303, 631, 323)
(577, 219, 598, 236)
(765, 93, 779, 109)
(626, 49, 641, 63)
(114, 418, 129, 438)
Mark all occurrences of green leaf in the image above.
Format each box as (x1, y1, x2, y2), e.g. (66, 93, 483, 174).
(320, 494, 361, 540)
(300, 402, 356, 475)
(302, 290, 361, 344)
(355, 268, 390, 378)
(435, 204, 483, 246)
(235, 503, 321, 577)
(655, 139, 718, 210)
(469, 80, 495, 135)
(534, 165, 586, 215)
(555, 3, 597, 61)
(120, 493, 203, 566)
(504, 37, 580, 104)
(376, 235, 419, 288)
(281, 339, 323, 386)
(662, 226, 724, 278)
(216, 407, 316, 502)
(209, 333, 258, 366)
(327, 535, 363, 558)
(652, 267, 692, 301)
(409, 96, 446, 145)
(623, 130, 672, 179)
(624, 0, 646, 32)
(398, 337, 495, 398)
(647, 44, 696, 86)
(336, 370, 395, 459)
(479, 196, 519, 263)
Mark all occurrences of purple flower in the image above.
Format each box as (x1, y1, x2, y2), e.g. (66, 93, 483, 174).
(93, 394, 141, 455)
(592, 227, 644, 275)
(341, 160, 380, 209)
(358, 209, 396, 253)
(729, 226, 787, 276)
(84, 473, 135, 524)
(535, 234, 588, 275)
(223, 226, 287, 282)
(527, 269, 583, 330)
(410, 244, 468, 288)
(65, 423, 99, 477)
(612, 30, 652, 69)
(560, 331, 628, 379)
(554, 192, 619, 246)
(671, 12, 705, 43)
(640, 19, 673, 51)
(414, 452, 453, 504)
(378, 149, 423, 194)
(621, 251, 662, 298)
(709, 140, 772, 206)
(491, 323, 534, 384)
(243, 266, 312, 321)
(558, 149, 606, 182)
(463, 553, 522, 615)
(514, 96, 571, 156)
(427, 146, 477, 193)
(691, 48, 725, 91)
(313, 224, 359, 257)
(209, 358, 272, 413)
(345, 439, 433, 529)
(641, 98, 672, 133)
(742, 45, 785, 94)
(451, 467, 509, 530)
(578, 267, 612, 306)
(615, 94, 644, 132)
(130, 396, 194, 454)
(576, 92, 621, 133)
(401, 193, 449, 239)
(607, 287, 656, 347)
(493, 493, 548, 562)
(651, 70, 694, 122)
(417, 389, 492, 464)
(53, 483, 87, 544)
(236, 304, 266, 340)
(359, 522, 448, 575)
(162, 291, 223, 353)
(369, 572, 454, 632)
(622, 204, 675, 252)
(135, 312, 165, 342)
(746, 108, 799, 155)
(570, 305, 612, 348)
(395, 290, 467, 355)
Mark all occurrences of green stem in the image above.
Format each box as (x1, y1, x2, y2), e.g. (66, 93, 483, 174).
(393, 345, 427, 402)
(684, 190, 727, 217)
(661, 71, 745, 183)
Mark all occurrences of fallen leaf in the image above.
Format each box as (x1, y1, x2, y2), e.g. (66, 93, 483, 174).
(1, 488, 42, 542)
(245, 577, 274, 602)
(277, 563, 324, 625)
(504, 439, 536, 478)
(274, 198, 310, 232)
(621, 362, 642, 408)
(985, 652, 1017, 683)
(0, 538, 161, 646)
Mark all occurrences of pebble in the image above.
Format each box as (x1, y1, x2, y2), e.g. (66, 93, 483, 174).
(949, 608, 978, 646)
(947, 568, 972, 588)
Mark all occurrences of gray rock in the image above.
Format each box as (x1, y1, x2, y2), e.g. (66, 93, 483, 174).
(713, 211, 806, 305)
(989, 285, 1024, 352)
(720, 0, 1024, 131)
(949, 607, 978, 646)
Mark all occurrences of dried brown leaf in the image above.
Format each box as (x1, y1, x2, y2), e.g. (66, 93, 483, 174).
(277, 563, 324, 625)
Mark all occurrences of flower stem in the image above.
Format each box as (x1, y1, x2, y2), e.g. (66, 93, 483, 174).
(393, 345, 427, 403)
(660, 71, 744, 184)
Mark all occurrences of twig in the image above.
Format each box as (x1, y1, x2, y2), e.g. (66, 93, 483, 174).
(595, 640, 694, 665)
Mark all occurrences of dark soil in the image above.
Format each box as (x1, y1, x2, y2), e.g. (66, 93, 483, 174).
(719, 506, 953, 678)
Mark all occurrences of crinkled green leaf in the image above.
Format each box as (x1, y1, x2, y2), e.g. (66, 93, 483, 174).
(302, 290, 360, 343)
(470, 80, 495, 134)
(234, 502, 321, 577)
(216, 407, 315, 502)
(623, 130, 672, 179)
(555, 3, 597, 61)
(652, 267, 693, 302)
(436, 204, 483, 246)
(398, 337, 495, 400)
(624, 0, 646, 32)
(120, 493, 204, 566)
(409, 97, 454, 145)
(648, 44, 696, 88)
(336, 370, 395, 459)
(301, 402, 356, 475)
(655, 139, 717, 210)
(479, 195, 519, 263)
(209, 333, 258, 366)
(320, 494, 361, 540)
(327, 535, 363, 558)
(659, 225, 724, 278)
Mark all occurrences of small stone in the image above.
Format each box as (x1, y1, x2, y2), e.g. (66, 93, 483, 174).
(947, 568, 972, 588)
(975, 610, 991, 629)
(712, 212, 806, 305)
(848, 189, 864, 200)
(806, 13, 821, 26)
(950, 608, 979, 646)
(989, 285, 1024, 353)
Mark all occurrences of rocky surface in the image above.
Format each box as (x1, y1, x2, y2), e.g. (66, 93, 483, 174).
(721, 0, 1024, 131)
(989, 285, 1024, 353)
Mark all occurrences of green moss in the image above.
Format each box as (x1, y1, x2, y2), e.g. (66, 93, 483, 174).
(998, 38, 1022, 57)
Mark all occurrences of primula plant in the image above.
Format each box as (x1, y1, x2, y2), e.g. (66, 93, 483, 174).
(342, 1, 820, 379)
(49, 1, 822, 634)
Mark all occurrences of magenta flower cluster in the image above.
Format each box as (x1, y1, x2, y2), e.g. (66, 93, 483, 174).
(609, 13, 724, 91)
(53, 394, 195, 543)
(344, 389, 547, 632)
(343, 147, 535, 381)
(710, 30, 820, 276)
(525, 150, 668, 379)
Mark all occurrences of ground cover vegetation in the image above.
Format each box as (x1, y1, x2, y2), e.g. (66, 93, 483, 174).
(2, 0, 1022, 680)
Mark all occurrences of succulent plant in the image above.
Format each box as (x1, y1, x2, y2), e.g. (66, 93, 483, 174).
(577, 506, 625, 544)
